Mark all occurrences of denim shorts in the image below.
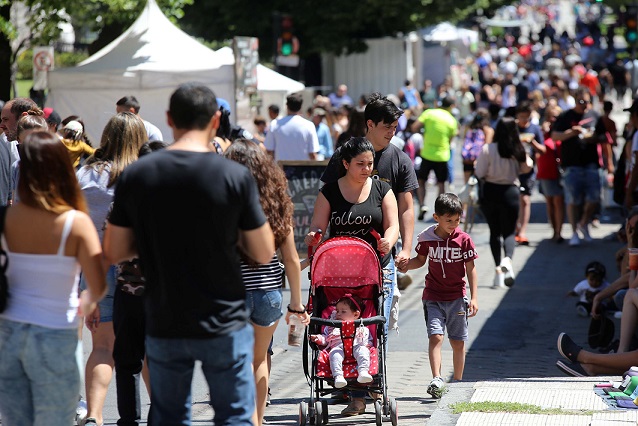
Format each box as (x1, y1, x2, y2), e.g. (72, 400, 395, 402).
(245, 288, 283, 327)
(561, 166, 601, 205)
(0, 318, 79, 425)
(538, 178, 564, 197)
(422, 297, 469, 341)
(79, 265, 117, 322)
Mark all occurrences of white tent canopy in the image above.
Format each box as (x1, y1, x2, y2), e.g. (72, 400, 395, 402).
(47, 0, 236, 142)
(420, 22, 478, 45)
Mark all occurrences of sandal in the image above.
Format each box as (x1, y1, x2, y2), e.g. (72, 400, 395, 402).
(341, 399, 366, 416)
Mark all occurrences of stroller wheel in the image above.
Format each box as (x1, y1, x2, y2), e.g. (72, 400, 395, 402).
(314, 401, 325, 425)
(374, 400, 383, 426)
(298, 401, 308, 426)
(389, 397, 398, 426)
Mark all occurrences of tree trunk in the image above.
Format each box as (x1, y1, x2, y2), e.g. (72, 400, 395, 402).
(0, 3, 11, 101)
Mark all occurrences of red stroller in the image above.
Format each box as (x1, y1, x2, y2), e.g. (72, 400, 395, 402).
(300, 235, 398, 426)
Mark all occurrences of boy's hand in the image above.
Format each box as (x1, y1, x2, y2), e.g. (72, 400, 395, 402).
(396, 262, 409, 273)
(468, 299, 478, 317)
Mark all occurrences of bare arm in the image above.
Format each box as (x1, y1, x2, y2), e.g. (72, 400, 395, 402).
(76, 213, 107, 304)
(411, 119, 424, 133)
(551, 126, 582, 142)
(592, 272, 630, 318)
(103, 222, 138, 265)
(399, 254, 427, 273)
(280, 229, 309, 325)
(379, 190, 399, 254)
(305, 192, 331, 246)
(239, 222, 275, 264)
(466, 259, 478, 317)
(308, 152, 318, 160)
(394, 191, 414, 270)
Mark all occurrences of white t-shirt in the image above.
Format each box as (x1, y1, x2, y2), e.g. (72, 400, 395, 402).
(143, 120, 163, 142)
(264, 114, 319, 162)
(572, 279, 609, 303)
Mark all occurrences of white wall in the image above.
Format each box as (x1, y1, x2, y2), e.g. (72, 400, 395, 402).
(329, 38, 409, 100)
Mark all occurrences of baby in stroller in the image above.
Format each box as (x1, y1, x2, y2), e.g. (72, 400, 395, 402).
(310, 294, 374, 388)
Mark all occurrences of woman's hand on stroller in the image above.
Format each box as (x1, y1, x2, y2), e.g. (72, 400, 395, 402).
(377, 237, 391, 256)
(304, 231, 322, 247)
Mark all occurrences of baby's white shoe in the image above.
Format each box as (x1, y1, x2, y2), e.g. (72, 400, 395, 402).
(357, 370, 373, 383)
(334, 375, 347, 388)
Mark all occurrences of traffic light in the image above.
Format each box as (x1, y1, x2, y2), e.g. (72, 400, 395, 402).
(280, 15, 294, 56)
(626, 6, 638, 45)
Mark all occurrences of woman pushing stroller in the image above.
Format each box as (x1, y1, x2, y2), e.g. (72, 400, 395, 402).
(305, 136, 398, 416)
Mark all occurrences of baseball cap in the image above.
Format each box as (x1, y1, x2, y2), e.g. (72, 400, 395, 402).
(312, 107, 326, 116)
(63, 120, 83, 139)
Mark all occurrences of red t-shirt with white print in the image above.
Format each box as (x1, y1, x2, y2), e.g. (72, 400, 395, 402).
(415, 224, 478, 302)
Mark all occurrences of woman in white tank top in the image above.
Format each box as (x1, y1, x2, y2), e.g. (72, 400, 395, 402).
(0, 131, 107, 426)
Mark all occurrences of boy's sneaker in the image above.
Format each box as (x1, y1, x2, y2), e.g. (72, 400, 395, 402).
(334, 375, 347, 388)
(357, 369, 373, 384)
(79, 418, 102, 426)
(397, 273, 412, 290)
(500, 257, 515, 287)
(427, 376, 444, 398)
(492, 271, 505, 289)
(418, 206, 428, 221)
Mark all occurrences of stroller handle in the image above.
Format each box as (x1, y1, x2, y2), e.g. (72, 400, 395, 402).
(307, 230, 323, 258)
(368, 228, 385, 257)
(310, 315, 386, 328)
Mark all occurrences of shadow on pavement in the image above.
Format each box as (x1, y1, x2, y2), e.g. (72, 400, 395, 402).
(463, 202, 624, 381)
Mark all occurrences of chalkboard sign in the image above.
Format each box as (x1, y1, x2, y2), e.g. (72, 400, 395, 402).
(279, 160, 329, 254)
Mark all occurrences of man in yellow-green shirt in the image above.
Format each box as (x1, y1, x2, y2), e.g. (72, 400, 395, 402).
(410, 96, 458, 220)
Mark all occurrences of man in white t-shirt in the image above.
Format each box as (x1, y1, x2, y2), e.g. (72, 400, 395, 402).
(264, 92, 319, 162)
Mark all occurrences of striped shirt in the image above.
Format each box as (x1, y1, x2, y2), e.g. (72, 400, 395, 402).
(241, 253, 284, 291)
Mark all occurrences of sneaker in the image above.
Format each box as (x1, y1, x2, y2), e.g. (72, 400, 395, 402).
(266, 387, 271, 406)
(557, 332, 582, 363)
(397, 273, 413, 290)
(576, 304, 589, 317)
(492, 271, 505, 289)
(75, 397, 87, 425)
(577, 223, 593, 242)
(357, 369, 373, 384)
(569, 233, 581, 246)
(427, 376, 444, 398)
(79, 418, 101, 426)
(500, 257, 515, 287)
(418, 206, 428, 221)
(556, 359, 588, 377)
(334, 375, 347, 388)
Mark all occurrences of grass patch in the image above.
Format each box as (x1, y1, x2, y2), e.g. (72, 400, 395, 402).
(13, 80, 33, 98)
(450, 401, 596, 416)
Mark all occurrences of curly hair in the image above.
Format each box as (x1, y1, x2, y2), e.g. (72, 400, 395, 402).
(225, 139, 293, 248)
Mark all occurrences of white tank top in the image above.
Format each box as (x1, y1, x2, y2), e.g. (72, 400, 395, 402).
(0, 210, 81, 329)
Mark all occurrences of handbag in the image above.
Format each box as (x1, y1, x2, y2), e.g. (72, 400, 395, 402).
(0, 206, 8, 313)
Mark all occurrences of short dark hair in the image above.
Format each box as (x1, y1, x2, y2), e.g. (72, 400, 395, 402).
(46, 110, 61, 128)
(441, 96, 456, 109)
(364, 92, 403, 126)
(434, 193, 463, 217)
(268, 104, 280, 115)
(116, 95, 141, 114)
(515, 100, 532, 114)
(138, 141, 168, 157)
(603, 101, 613, 113)
(169, 83, 218, 130)
(10, 98, 39, 120)
(286, 92, 303, 112)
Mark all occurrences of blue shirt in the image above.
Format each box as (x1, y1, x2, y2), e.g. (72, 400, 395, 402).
(316, 122, 333, 159)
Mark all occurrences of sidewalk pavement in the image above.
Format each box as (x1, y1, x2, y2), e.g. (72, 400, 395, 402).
(255, 189, 630, 425)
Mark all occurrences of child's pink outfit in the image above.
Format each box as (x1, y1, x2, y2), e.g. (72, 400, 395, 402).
(314, 312, 373, 384)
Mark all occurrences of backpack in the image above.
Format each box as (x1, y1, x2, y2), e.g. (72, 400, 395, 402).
(461, 129, 486, 163)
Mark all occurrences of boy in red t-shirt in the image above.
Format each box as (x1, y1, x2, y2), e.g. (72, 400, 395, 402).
(398, 193, 478, 398)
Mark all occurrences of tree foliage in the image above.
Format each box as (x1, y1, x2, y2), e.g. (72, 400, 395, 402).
(181, 0, 504, 59)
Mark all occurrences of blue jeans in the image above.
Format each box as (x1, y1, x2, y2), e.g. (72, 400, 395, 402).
(0, 318, 79, 426)
(382, 257, 396, 337)
(145, 324, 255, 425)
(80, 264, 117, 322)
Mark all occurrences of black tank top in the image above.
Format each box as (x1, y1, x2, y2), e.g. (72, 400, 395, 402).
(321, 178, 391, 266)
